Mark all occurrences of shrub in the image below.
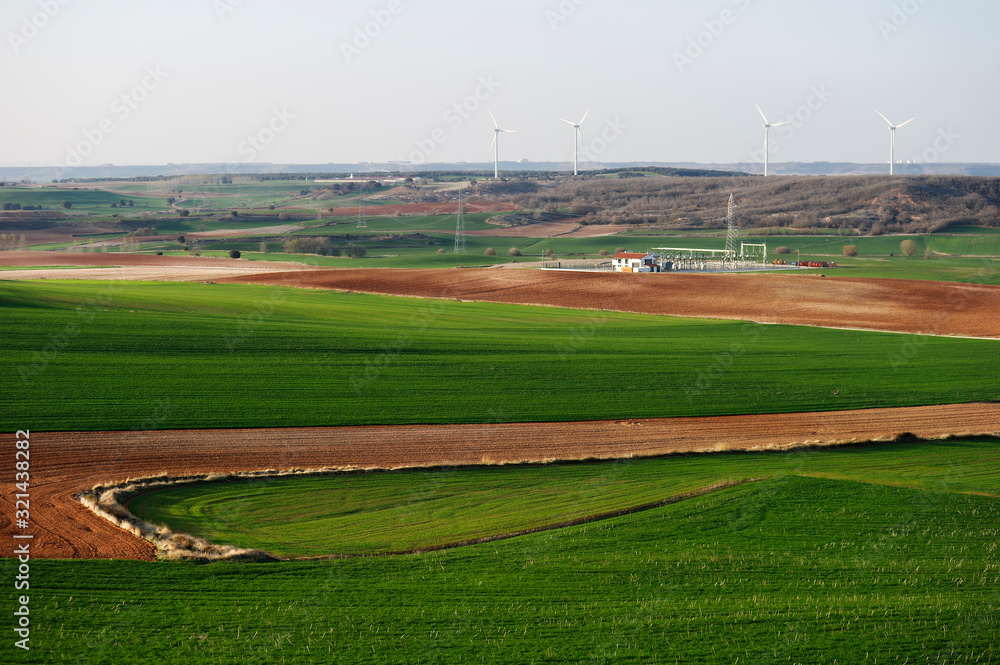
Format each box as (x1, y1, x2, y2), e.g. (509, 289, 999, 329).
(842, 245, 858, 257)
(345, 242, 367, 258)
(278, 213, 289, 221)
(437, 248, 446, 254)
(900, 239, 918, 257)
(484, 247, 496, 256)
(189, 247, 201, 256)
(259, 242, 268, 253)
(61, 200, 72, 209)
(178, 209, 190, 217)
(775, 246, 791, 255)
(177, 235, 185, 244)
(155, 251, 163, 256)
(598, 249, 609, 257)
(508, 247, 522, 256)
(229, 250, 241, 259)
(924, 246, 932, 259)
(544, 248, 555, 258)
(230, 210, 239, 217)
(615, 247, 627, 254)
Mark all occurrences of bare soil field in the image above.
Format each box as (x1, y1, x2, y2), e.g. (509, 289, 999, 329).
(0, 251, 321, 281)
(2, 403, 998, 561)
(561, 224, 623, 237)
(220, 268, 1000, 338)
(185, 224, 302, 239)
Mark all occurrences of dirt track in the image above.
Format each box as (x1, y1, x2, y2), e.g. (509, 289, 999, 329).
(2, 403, 998, 561)
(0, 251, 322, 281)
(220, 268, 1000, 338)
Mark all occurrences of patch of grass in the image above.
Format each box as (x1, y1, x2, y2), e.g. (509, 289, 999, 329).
(0, 187, 170, 211)
(1, 281, 998, 432)
(295, 213, 502, 233)
(129, 438, 1000, 558)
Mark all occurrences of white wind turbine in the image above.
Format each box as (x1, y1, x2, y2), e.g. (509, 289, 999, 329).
(756, 104, 790, 177)
(560, 108, 590, 176)
(876, 110, 915, 175)
(488, 110, 517, 180)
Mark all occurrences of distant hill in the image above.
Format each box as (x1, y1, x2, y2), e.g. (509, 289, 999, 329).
(4, 162, 1000, 182)
(523, 175, 1000, 233)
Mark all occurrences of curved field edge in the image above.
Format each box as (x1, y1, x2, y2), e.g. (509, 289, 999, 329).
(90, 467, 759, 561)
(21, 476, 1000, 664)
(123, 436, 1000, 559)
(3, 280, 1000, 433)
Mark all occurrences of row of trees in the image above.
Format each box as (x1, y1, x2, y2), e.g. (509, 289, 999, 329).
(282, 237, 367, 258)
(1, 202, 48, 211)
(0, 233, 27, 250)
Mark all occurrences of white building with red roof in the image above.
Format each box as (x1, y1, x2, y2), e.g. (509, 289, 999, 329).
(612, 251, 659, 273)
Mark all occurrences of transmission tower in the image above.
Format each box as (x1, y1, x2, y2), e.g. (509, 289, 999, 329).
(724, 194, 738, 262)
(357, 188, 367, 228)
(454, 189, 467, 254)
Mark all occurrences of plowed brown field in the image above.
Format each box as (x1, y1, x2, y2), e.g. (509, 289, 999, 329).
(220, 268, 1000, 338)
(3, 404, 999, 561)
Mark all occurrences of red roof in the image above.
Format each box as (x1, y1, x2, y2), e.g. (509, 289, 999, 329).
(614, 253, 649, 259)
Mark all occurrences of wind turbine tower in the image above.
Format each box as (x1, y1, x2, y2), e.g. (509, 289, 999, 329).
(876, 110, 915, 175)
(488, 110, 517, 180)
(454, 189, 466, 254)
(755, 105, 790, 177)
(560, 108, 590, 176)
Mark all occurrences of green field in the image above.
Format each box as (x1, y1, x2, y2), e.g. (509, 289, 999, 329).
(294, 212, 503, 234)
(8, 447, 999, 663)
(3, 281, 999, 432)
(129, 438, 1000, 558)
(0, 186, 171, 211)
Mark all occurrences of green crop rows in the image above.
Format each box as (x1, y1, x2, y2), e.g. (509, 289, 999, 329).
(8, 450, 999, 663)
(129, 438, 1000, 558)
(2, 280, 999, 432)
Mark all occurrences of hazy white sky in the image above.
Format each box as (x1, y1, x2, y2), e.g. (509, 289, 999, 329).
(2, 0, 997, 167)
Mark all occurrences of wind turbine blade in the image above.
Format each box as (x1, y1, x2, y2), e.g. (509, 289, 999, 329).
(559, 119, 575, 125)
(578, 107, 591, 125)
(755, 104, 769, 124)
(772, 121, 791, 127)
(897, 118, 916, 128)
(488, 134, 497, 153)
(488, 109, 499, 128)
(875, 109, 893, 126)
(576, 127, 583, 144)
(503, 129, 518, 133)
